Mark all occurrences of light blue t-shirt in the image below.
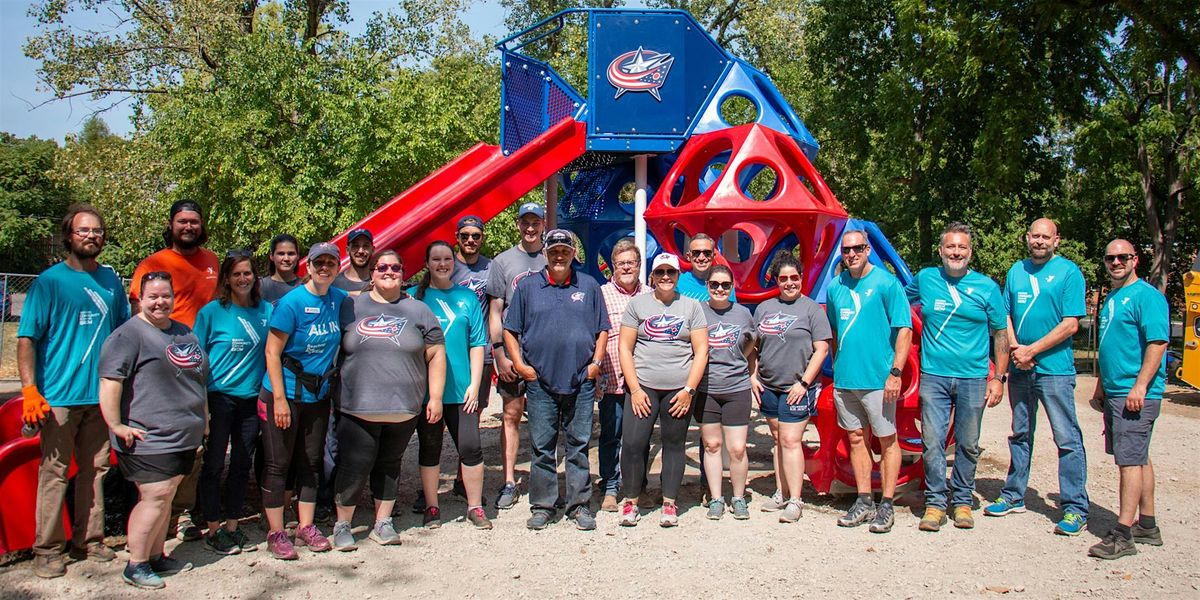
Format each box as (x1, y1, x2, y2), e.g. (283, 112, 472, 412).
(410, 285, 486, 405)
(1004, 256, 1087, 375)
(17, 262, 130, 407)
(906, 267, 1006, 379)
(194, 299, 272, 398)
(1098, 280, 1169, 399)
(677, 271, 737, 303)
(262, 285, 348, 403)
(826, 266, 912, 389)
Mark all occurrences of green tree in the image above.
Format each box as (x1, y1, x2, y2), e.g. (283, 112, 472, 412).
(0, 133, 72, 273)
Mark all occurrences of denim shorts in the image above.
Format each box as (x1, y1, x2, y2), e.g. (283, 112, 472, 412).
(1103, 397, 1160, 466)
(759, 385, 819, 423)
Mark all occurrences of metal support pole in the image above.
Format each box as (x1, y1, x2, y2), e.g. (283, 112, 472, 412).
(634, 155, 649, 284)
(544, 175, 559, 229)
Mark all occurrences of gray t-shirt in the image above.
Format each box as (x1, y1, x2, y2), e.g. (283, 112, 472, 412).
(620, 292, 707, 391)
(701, 303, 756, 394)
(259, 275, 300, 306)
(98, 317, 208, 455)
(332, 271, 371, 293)
(453, 256, 493, 364)
(338, 293, 445, 418)
(754, 296, 833, 391)
(485, 245, 547, 314)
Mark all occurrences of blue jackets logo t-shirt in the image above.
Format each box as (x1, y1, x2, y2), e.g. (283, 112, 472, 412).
(906, 267, 1007, 379)
(826, 266, 912, 390)
(1098, 280, 1169, 399)
(263, 285, 348, 403)
(1004, 255, 1087, 375)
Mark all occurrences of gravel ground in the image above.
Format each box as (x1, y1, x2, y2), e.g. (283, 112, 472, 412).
(1, 374, 1197, 599)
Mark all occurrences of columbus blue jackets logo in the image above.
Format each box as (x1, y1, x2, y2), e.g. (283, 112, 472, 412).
(511, 269, 538, 291)
(644, 314, 686, 341)
(607, 47, 675, 101)
(458, 275, 487, 303)
(166, 342, 204, 373)
(757, 312, 798, 339)
(708, 322, 741, 351)
(356, 315, 408, 348)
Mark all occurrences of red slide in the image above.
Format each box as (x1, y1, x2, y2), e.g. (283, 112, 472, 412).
(314, 117, 587, 275)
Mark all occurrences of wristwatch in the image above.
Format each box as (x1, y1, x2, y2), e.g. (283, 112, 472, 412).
(889, 367, 903, 377)
(795, 377, 810, 390)
(992, 373, 1008, 384)
(682, 386, 697, 398)
(492, 341, 504, 349)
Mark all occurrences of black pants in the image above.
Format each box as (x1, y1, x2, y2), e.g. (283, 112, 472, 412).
(417, 404, 484, 468)
(260, 389, 329, 508)
(200, 392, 259, 523)
(621, 387, 692, 499)
(333, 413, 417, 505)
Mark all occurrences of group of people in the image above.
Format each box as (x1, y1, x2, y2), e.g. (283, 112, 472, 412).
(15, 199, 1169, 589)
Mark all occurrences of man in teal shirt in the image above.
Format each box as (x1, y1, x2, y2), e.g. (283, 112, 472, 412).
(1087, 239, 1168, 560)
(17, 204, 129, 577)
(826, 229, 912, 534)
(986, 218, 1090, 537)
(676, 234, 737, 302)
(906, 223, 1009, 531)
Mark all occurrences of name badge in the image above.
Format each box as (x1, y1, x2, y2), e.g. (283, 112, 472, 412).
(304, 306, 320, 314)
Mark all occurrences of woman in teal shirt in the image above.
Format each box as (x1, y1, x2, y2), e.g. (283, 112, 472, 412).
(194, 252, 271, 554)
(411, 241, 490, 529)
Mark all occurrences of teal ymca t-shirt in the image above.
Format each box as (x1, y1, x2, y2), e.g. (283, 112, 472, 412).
(826, 266, 912, 389)
(262, 285, 348, 403)
(409, 285, 486, 405)
(906, 267, 1006, 379)
(18, 262, 130, 407)
(1004, 256, 1086, 375)
(194, 299, 272, 398)
(1098, 280, 1169, 399)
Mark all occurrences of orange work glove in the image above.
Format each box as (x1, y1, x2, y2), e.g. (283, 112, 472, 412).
(22, 385, 51, 426)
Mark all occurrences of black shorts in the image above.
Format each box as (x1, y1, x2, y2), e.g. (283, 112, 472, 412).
(118, 449, 197, 484)
(477, 363, 494, 410)
(496, 376, 527, 400)
(1103, 397, 1160, 466)
(693, 388, 752, 427)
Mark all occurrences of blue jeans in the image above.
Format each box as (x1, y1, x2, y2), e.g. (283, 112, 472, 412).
(1001, 371, 1089, 516)
(920, 375, 986, 509)
(598, 393, 624, 496)
(526, 378, 595, 514)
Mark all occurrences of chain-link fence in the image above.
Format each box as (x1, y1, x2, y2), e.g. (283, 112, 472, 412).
(0, 274, 38, 381)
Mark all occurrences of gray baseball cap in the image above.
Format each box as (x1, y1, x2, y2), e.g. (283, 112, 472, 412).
(307, 242, 340, 262)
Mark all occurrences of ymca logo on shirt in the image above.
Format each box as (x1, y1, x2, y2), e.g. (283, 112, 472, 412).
(757, 312, 798, 339)
(356, 315, 409, 348)
(643, 314, 685, 340)
(708, 322, 741, 351)
(166, 342, 204, 376)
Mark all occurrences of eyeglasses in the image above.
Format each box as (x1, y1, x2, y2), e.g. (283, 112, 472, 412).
(226, 249, 253, 258)
(73, 227, 105, 237)
(708, 280, 733, 291)
(689, 249, 714, 258)
(374, 264, 403, 273)
(776, 273, 802, 283)
(457, 232, 482, 241)
(841, 244, 869, 255)
(614, 260, 639, 268)
(651, 268, 679, 278)
(1104, 253, 1135, 264)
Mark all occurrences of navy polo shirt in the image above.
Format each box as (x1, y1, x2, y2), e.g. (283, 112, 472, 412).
(504, 268, 611, 394)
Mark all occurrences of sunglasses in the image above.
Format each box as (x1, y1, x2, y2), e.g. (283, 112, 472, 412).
(374, 264, 403, 273)
(1104, 253, 1135, 264)
(689, 249, 714, 258)
(841, 244, 869, 255)
(651, 268, 679, 278)
(143, 271, 172, 282)
(226, 249, 253, 258)
(457, 232, 482, 241)
(707, 280, 733, 291)
(776, 273, 802, 283)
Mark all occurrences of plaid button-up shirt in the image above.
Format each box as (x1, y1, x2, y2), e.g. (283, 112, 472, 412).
(598, 279, 648, 395)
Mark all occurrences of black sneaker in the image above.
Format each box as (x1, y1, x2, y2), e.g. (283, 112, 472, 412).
(1088, 530, 1138, 560)
(1131, 523, 1163, 546)
(411, 493, 427, 514)
(314, 503, 334, 525)
(174, 512, 202, 542)
(149, 553, 194, 575)
(205, 529, 242, 555)
(526, 510, 553, 530)
(230, 528, 257, 552)
(451, 479, 488, 505)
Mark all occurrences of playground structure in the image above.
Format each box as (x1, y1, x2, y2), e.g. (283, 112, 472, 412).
(0, 8, 940, 554)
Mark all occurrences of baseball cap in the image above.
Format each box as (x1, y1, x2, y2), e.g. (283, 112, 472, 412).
(347, 228, 373, 244)
(456, 215, 484, 231)
(307, 242, 340, 262)
(169, 199, 203, 220)
(517, 202, 545, 219)
(544, 229, 576, 250)
(651, 253, 680, 271)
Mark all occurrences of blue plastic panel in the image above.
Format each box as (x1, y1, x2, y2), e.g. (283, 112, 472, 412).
(500, 51, 585, 155)
(691, 60, 820, 161)
(811, 219, 914, 304)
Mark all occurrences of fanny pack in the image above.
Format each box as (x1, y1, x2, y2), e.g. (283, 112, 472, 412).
(281, 354, 339, 405)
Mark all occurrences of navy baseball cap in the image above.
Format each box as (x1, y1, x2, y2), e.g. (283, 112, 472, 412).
(544, 229, 576, 250)
(517, 202, 545, 219)
(347, 228, 373, 244)
(457, 215, 484, 230)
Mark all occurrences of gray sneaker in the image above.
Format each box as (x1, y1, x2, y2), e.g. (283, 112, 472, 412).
(1088, 530, 1138, 560)
(760, 490, 785, 512)
(837, 498, 877, 527)
(730, 497, 750, 520)
(779, 499, 803, 523)
(1131, 523, 1163, 546)
(570, 507, 597, 531)
(527, 510, 553, 530)
(869, 503, 895, 533)
(706, 498, 726, 520)
(496, 482, 520, 510)
(369, 518, 402, 546)
(331, 520, 357, 551)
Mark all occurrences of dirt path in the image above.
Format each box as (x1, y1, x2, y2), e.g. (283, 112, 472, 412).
(2, 375, 1197, 599)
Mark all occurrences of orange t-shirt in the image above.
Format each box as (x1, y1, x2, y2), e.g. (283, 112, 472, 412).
(130, 248, 220, 327)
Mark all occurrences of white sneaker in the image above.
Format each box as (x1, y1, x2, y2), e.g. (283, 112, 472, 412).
(619, 500, 640, 527)
(779, 499, 803, 523)
(761, 490, 785, 512)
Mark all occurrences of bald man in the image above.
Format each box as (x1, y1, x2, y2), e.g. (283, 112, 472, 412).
(986, 219, 1089, 537)
(1087, 240, 1168, 560)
